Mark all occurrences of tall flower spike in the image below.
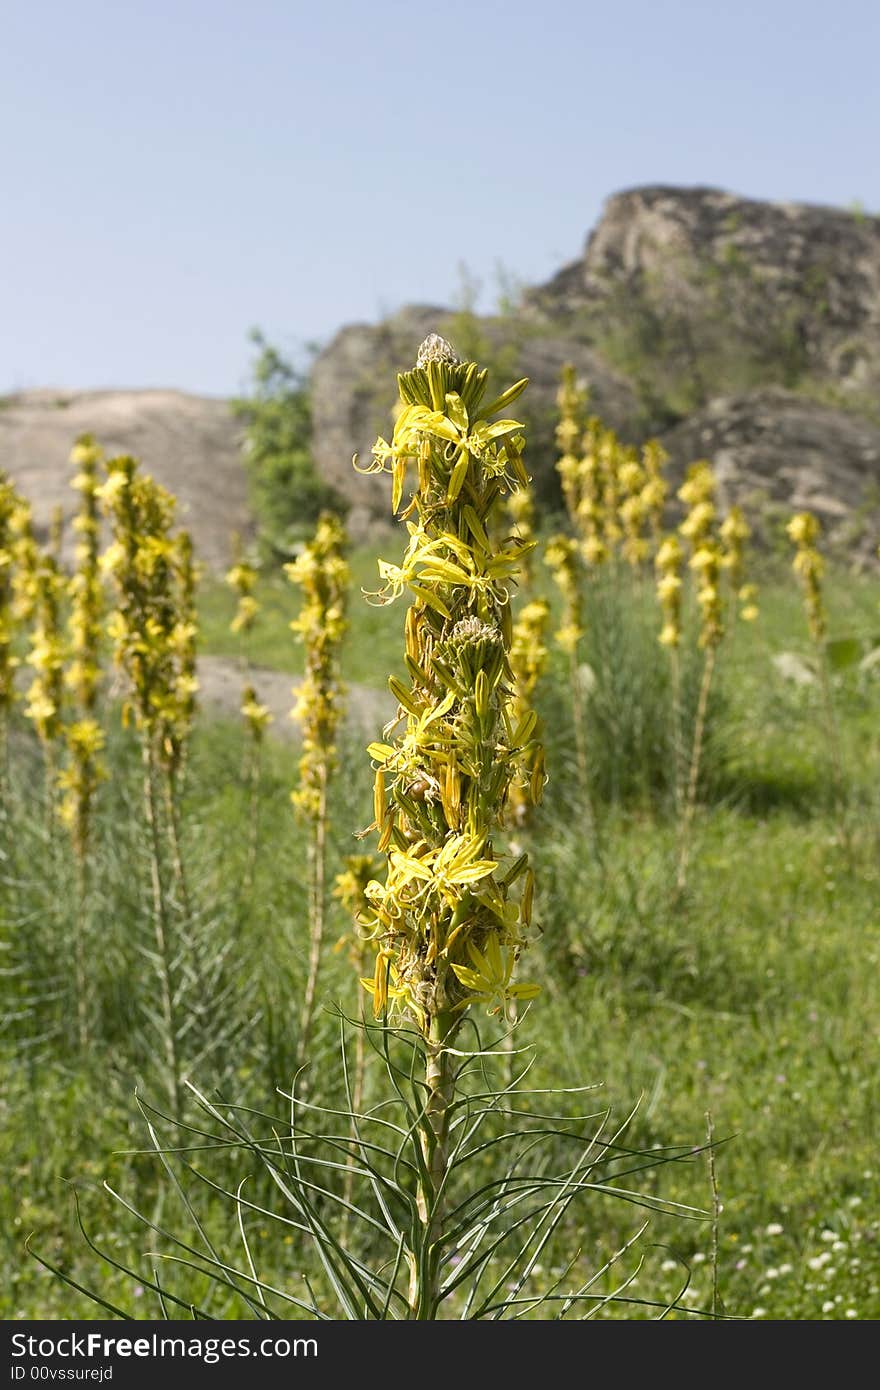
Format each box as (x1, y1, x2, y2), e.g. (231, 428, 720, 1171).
(678, 460, 724, 647)
(640, 439, 669, 542)
(166, 530, 199, 774)
(356, 338, 541, 1318)
(675, 462, 724, 889)
(99, 453, 202, 1117)
(655, 534, 684, 648)
(544, 534, 583, 653)
(286, 512, 350, 819)
(0, 480, 17, 672)
(555, 363, 587, 526)
(689, 541, 724, 651)
(0, 475, 21, 774)
(226, 534, 260, 637)
(720, 505, 759, 622)
(49, 504, 65, 567)
(600, 430, 623, 555)
(240, 684, 272, 741)
(23, 550, 66, 755)
(99, 455, 197, 769)
(9, 497, 40, 625)
(678, 460, 717, 552)
(286, 512, 350, 1069)
(787, 510, 826, 642)
(356, 338, 538, 1031)
(617, 448, 649, 568)
(58, 435, 107, 856)
(507, 598, 550, 826)
(576, 417, 609, 567)
(506, 481, 536, 585)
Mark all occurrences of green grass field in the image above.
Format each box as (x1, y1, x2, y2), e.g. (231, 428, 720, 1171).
(2, 551, 879, 1320)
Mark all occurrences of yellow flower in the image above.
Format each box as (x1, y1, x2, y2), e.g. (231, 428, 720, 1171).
(450, 935, 540, 1016)
(787, 512, 820, 547)
(241, 685, 272, 739)
(787, 511, 825, 641)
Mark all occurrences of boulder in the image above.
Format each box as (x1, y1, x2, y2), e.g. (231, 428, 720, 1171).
(311, 187, 880, 523)
(0, 388, 249, 569)
(527, 185, 880, 409)
(659, 388, 880, 554)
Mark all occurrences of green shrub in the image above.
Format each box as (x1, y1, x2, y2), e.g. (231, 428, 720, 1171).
(232, 330, 344, 556)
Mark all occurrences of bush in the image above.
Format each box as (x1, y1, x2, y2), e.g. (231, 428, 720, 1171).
(232, 330, 345, 556)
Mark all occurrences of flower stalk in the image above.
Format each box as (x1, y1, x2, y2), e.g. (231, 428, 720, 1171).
(655, 533, 686, 812)
(356, 333, 541, 1316)
(787, 511, 847, 835)
(226, 537, 270, 896)
(99, 455, 198, 1120)
(0, 475, 20, 795)
(286, 513, 350, 1071)
(58, 437, 107, 1046)
(676, 462, 723, 890)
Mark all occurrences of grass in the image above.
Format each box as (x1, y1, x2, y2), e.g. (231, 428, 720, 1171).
(2, 552, 879, 1319)
(198, 544, 403, 686)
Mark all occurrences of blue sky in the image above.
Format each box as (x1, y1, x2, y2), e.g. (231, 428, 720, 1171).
(2, 0, 876, 396)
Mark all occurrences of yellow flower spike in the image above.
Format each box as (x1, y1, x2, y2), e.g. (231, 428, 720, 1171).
(786, 511, 820, 548)
(503, 597, 544, 822)
(0, 475, 25, 743)
(505, 483, 536, 583)
(739, 584, 759, 622)
(555, 364, 588, 525)
(677, 460, 716, 509)
(787, 511, 826, 642)
(22, 550, 66, 752)
(55, 437, 108, 860)
(287, 511, 350, 1062)
(100, 453, 197, 775)
(354, 337, 543, 1040)
(240, 684, 272, 740)
(544, 534, 584, 653)
(640, 439, 669, 541)
(719, 505, 757, 620)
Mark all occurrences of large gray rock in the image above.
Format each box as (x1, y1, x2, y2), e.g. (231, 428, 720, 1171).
(311, 186, 880, 525)
(0, 388, 249, 569)
(528, 185, 880, 412)
(659, 388, 880, 554)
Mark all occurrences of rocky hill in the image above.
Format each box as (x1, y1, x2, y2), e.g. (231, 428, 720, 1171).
(0, 388, 250, 569)
(312, 185, 880, 543)
(4, 186, 880, 563)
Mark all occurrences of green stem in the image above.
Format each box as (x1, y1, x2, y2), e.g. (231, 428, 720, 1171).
(817, 647, 849, 852)
(143, 742, 182, 1124)
(343, 999, 367, 1215)
(570, 647, 599, 850)
(409, 1009, 457, 1319)
(677, 644, 716, 892)
(706, 1111, 721, 1319)
(0, 710, 8, 807)
(670, 644, 685, 815)
(163, 766, 192, 924)
(297, 766, 328, 1076)
(243, 733, 262, 901)
(501, 999, 517, 1091)
(74, 850, 90, 1050)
